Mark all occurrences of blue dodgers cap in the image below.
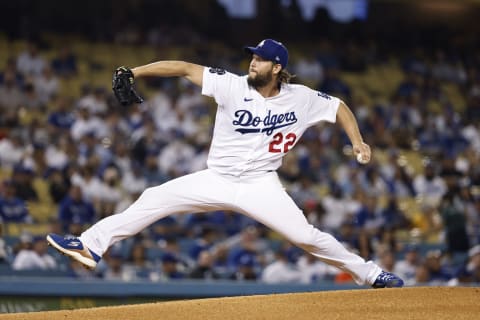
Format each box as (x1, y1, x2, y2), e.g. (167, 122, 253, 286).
(244, 39, 289, 69)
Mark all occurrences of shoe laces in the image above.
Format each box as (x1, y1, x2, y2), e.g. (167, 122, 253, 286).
(378, 272, 397, 282)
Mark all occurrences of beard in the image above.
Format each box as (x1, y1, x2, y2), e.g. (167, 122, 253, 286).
(247, 69, 273, 88)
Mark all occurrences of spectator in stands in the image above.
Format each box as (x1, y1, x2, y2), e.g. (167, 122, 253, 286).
(0, 224, 11, 263)
(359, 167, 388, 198)
(158, 136, 196, 178)
(10, 165, 38, 202)
(78, 87, 108, 116)
(33, 65, 59, 105)
(77, 131, 112, 168)
(176, 80, 208, 115)
(318, 67, 351, 100)
(464, 245, 479, 282)
(0, 130, 26, 169)
(91, 166, 122, 219)
(0, 57, 24, 87)
(261, 247, 301, 284)
(293, 52, 323, 87)
(173, 109, 200, 139)
(102, 251, 125, 281)
(188, 227, 219, 261)
(0, 69, 24, 110)
(131, 119, 165, 165)
(376, 249, 397, 274)
(148, 216, 183, 242)
(423, 250, 452, 285)
(51, 45, 77, 78)
(156, 238, 195, 273)
(229, 253, 257, 281)
(375, 227, 402, 257)
(439, 189, 470, 254)
(121, 161, 147, 196)
(103, 110, 132, 142)
(468, 196, 480, 246)
(380, 196, 411, 230)
(109, 142, 131, 180)
(125, 104, 146, 133)
(47, 96, 76, 134)
(147, 88, 176, 135)
(296, 252, 339, 284)
(209, 243, 230, 278)
(70, 164, 103, 209)
(413, 162, 447, 207)
(25, 142, 47, 177)
(289, 174, 319, 208)
(414, 263, 431, 285)
(207, 210, 250, 237)
(189, 250, 221, 280)
(70, 105, 105, 142)
(123, 242, 154, 280)
(225, 226, 268, 273)
(336, 161, 355, 195)
(321, 184, 361, 232)
(447, 245, 480, 285)
(354, 194, 382, 233)
(439, 157, 464, 191)
(143, 151, 170, 186)
(12, 237, 57, 270)
(0, 180, 32, 223)
(394, 244, 421, 286)
(45, 137, 72, 173)
(159, 253, 185, 280)
(301, 200, 324, 229)
(414, 203, 443, 243)
(335, 220, 372, 260)
(58, 185, 95, 233)
(16, 40, 46, 77)
(385, 161, 416, 198)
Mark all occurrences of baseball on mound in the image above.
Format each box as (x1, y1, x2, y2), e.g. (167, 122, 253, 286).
(356, 153, 368, 164)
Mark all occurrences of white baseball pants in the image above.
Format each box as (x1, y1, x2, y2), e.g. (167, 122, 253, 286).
(80, 169, 382, 285)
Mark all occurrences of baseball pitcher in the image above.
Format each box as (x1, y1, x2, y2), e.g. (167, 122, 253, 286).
(47, 39, 403, 288)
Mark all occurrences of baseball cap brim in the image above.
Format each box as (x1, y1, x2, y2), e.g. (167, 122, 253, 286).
(244, 46, 279, 65)
(245, 46, 262, 56)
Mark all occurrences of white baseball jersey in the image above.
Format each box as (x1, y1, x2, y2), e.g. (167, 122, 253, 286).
(201, 67, 340, 176)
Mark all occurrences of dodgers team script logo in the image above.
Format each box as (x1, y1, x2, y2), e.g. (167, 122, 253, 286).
(232, 109, 297, 136)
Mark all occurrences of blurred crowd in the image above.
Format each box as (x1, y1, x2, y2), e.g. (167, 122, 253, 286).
(0, 31, 479, 287)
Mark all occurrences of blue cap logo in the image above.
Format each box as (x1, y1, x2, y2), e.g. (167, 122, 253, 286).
(244, 39, 289, 69)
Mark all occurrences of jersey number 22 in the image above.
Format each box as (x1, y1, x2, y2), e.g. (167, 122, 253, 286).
(269, 132, 297, 153)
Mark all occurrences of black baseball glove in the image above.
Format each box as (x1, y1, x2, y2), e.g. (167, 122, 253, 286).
(112, 66, 144, 106)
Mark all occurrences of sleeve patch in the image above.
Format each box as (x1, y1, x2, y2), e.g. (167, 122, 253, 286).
(317, 91, 332, 100)
(209, 67, 226, 75)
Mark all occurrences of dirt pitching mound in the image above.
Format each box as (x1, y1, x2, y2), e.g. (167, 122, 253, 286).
(0, 287, 478, 320)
